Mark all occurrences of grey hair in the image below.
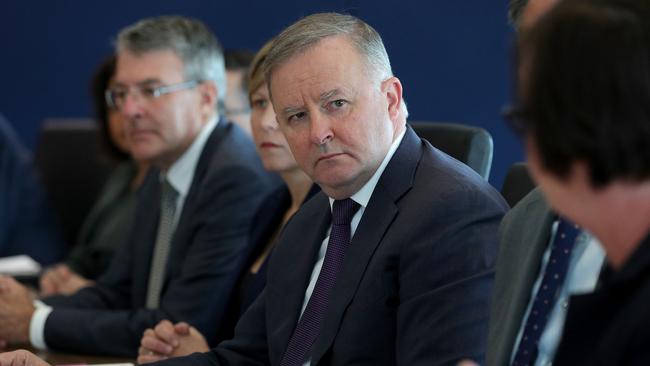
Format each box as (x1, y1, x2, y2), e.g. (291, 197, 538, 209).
(509, 0, 530, 28)
(264, 12, 407, 117)
(116, 16, 226, 113)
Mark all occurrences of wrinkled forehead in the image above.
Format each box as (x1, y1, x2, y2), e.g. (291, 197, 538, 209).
(268, 37, 370, 104)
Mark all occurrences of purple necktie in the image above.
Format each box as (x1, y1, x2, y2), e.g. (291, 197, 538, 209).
(511, 217, 581, 366)
(280, 198, 361, 366)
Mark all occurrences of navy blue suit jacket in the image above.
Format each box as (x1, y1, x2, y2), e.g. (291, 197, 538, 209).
(42, 120, 274, 356)
(159, 126, 508, 365)
(0, 115, 65, 265)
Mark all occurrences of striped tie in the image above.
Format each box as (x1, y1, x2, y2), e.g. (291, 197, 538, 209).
(280, 198, 360, 366)
(146, 179, 178, 309)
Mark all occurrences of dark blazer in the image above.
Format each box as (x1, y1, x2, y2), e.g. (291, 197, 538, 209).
(165, 126, 508, 366)
(485, 188, 555, 366)
(554, 233, 650, 365)
(217, 184, 320, 343)
(0, 115, 65, 265)
(42, 120, 274, 356)
(66, 161, 138, 279)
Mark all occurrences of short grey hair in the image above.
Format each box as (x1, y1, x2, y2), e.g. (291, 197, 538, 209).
(116, 16, 226, 113)
(264, 12, 407, 117)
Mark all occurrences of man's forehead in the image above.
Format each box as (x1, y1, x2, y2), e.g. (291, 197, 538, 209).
(269, 39, 364, 107)
(115, 49, 185, 82)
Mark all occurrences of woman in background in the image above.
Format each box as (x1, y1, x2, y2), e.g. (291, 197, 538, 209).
(39, 55, 149, 295)
(137, 38, 318, 363)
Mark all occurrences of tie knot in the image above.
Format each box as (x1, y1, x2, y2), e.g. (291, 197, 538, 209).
(332, 198, 360, 225)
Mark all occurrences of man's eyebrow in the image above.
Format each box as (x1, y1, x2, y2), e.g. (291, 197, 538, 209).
(319, 89, 340, 102)
(113, 78, 162, 87)
(282, 106, 304, 116)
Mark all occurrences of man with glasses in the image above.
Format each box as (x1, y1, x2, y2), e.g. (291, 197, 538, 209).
(0, 16, 272, 356)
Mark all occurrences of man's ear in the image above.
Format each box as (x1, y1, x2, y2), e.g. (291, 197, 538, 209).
(199, 80, 218, 113)
(382, 76, 403, 121)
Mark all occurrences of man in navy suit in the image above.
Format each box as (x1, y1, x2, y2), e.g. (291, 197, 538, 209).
(0, 12, 506, 365)
(0, 16, 272, 356)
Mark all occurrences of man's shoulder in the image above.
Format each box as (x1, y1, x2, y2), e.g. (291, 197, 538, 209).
(501, 188, 551, 230)
(409, 143, 507, 210)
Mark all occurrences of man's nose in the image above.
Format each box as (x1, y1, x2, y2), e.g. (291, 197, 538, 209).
(310, 113, 334, 146)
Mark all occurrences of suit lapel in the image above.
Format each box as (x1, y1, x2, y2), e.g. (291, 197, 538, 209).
(310, 127, 421, 364)
(132, 169, 163, 303)
(268, 194, 332, 364)
(497, 190, 555, 364)
(161, 120, 231, 286)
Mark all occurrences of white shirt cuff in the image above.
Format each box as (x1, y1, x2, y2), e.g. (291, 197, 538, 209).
(30, 300, 52, 350)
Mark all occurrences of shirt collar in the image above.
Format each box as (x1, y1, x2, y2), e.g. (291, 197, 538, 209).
(329, 127, 406, 209)
(163, 116, 218, 197)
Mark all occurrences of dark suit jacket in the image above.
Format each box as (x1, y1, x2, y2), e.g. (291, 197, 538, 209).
(0, 114, 65, 265)
(164, 126, 508, 365)
(217, 184, 320, 343)
(485, 188, 554, 366)
(42, 120, 274, 356)
(554, 232, 650, 365)
(66, 161, 138, 279)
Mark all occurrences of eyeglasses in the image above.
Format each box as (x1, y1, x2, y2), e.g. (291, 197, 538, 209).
(105, 80, 200, 109)
(501, 104, 528, 137)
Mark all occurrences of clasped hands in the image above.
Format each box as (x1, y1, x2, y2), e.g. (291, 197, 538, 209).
(138, 320, 210, 364)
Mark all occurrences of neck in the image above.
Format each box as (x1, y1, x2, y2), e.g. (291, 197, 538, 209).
(130, 160, 150, 189)
(280, 168, 313, 214)
(586, 181, 650, 269)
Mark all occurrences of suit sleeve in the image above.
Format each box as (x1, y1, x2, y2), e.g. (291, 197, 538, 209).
(150, 288, 272, 366)
(41, 163, 270, 356)
(396, 184, 507, 365)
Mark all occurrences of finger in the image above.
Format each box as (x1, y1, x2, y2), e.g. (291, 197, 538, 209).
(154, 320, 179, 347)
(141, 335, 174, 355)
(174, 322, 191, 335)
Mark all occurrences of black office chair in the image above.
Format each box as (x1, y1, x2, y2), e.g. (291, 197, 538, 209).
(410, 121, 493, 179)
(500, 162, 536, 207)
(33, 119, 114, 246)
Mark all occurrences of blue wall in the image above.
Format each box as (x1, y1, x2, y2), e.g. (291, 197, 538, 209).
(0, 0, 521, 188)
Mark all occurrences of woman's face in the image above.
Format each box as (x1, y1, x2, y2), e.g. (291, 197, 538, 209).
(250, 85, 299, 173)
(107, 106, 130, 154)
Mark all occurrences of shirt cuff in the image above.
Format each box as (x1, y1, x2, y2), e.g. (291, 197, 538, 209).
(30, 300, 52, 350)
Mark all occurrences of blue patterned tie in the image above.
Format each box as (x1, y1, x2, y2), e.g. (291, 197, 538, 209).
(280, 198, 360, 366)
(511, 217, 581, 366)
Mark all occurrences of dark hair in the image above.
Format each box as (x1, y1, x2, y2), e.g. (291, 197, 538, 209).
(91, 55, 129, 161)
(225, 49, 255, 93)
(519, 0, 650, 187)
(509, 0, 529, 27)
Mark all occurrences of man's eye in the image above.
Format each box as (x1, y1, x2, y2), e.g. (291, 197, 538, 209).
(141, 87, 158, 98)
(332, 99, 346, 108)
(113, 90, 128, 99)
(288, 111, 307, 123)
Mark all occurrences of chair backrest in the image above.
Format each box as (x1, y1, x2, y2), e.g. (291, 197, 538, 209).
(410, 121, 493, 179)
(500, 162, 536, 207)
(33, 119, 114, 245)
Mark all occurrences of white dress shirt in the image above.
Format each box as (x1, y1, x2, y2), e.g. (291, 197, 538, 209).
(30, 117, 218, 350)
(301, 128, 406, 365)
(510, 222, 606, 366)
